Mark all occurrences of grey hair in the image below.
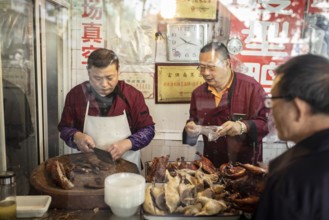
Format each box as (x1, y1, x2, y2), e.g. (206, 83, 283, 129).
(275, 54, 329, 114)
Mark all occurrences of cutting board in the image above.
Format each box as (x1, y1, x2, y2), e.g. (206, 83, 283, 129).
(30, 152, 139, 209)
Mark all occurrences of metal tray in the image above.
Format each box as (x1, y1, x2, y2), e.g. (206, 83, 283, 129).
(143, 183, 241, 220)
(143, 213, 241, 220)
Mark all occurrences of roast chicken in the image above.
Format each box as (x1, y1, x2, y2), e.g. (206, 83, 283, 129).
(194, 151, 217, 174)
(146, 155, 170, 182)
(146, 152, 218, 183)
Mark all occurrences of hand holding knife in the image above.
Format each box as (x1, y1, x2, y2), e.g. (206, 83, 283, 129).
(93, 147, 116, 164)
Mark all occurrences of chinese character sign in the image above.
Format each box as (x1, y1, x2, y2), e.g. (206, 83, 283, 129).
(155, 64, 204, 103)
(80, 0, 105, 65)
(223, 0, 306, 93)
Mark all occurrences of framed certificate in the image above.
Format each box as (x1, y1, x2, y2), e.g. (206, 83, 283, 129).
(155, 63, 204, 103)
(175, 0, 218, 21)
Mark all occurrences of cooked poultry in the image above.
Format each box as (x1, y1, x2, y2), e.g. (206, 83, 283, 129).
(196, 184, 226, 201)
(143, 155, 268, 216)
(176, 168, 197, 176)
(165, 169, 180, 187)
(164, 182, 180, 213)
(236, 162, 267, 175)
(228, 192, 260, 213)
(46, 160, 74, 190)
(229, 192, 260, 206)
(143, 184, 166, 215)
(194, 151, 217, 174)
(195, 196, 228, 216)
(176, 169, 198, 185)
(213, 184, 227, 201)
(178, 157, 198, 170)
(150, 184, 167, 211)
(213, 184, 225, 194)
(164, 170, 180, 213)
(178, 181, 196, 206)
(220, 162, 247, 179)
(176, 203, 203, 216)
(227, 173, 266, 195)
(166, 158, 180, 173)
(196, 188, 213, 198)
(221, 162, 267, 213)
(195, 165, 219, 190)
(146, 155, 170, 182)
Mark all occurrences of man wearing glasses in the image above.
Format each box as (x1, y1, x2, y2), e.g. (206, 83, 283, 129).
(254, 54, 329, 220)
(183, 42, 269, 167)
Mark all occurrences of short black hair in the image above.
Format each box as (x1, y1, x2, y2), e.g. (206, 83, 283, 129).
(275, 54, 329, 114)
(200, 42, 230, 60)
(87, 48, 119, 70)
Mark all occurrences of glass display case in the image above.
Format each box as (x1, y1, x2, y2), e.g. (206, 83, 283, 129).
(0, 0, 328, 217)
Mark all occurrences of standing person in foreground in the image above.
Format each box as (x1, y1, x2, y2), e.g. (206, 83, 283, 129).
(253, 54, 329, 220)
(58, 48, 155, 171)
(183, 42, 269, 167)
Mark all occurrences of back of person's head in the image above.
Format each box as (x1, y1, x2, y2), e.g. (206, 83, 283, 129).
(275, 53, 329, 114)
(200, 42, 230, 60)
(87, 48, 119, 70)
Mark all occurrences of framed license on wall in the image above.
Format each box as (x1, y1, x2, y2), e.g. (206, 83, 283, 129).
(155, 63, 204, 103)
(175, 0, 218, 21)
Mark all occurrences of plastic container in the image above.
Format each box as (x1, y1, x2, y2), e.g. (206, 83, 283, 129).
(16, 195, 51, 218)
(104, 172, 145, 217)
(0, 171, 16, 220)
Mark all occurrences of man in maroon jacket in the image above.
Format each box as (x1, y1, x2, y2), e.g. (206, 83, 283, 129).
(183, 42, 269, 167)
(58, 49, 154, 170)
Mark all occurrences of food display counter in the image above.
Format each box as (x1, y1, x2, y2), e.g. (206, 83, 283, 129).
(29, 153, 139, 209)
(17, 208, 143, 220)
(16, 208, 252, 220)
(18, 153, 264, 220)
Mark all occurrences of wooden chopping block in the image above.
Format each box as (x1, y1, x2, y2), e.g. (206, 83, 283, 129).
(30, 152, 139, 209)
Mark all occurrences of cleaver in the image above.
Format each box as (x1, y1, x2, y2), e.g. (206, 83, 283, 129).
(93, 147, 115, 164)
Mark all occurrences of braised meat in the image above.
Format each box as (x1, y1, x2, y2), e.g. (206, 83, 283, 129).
(194, 151, 217, 174)
(146, 155, 170, 182)
(220, 162, 267, 213)
(46, 160, 74, 190)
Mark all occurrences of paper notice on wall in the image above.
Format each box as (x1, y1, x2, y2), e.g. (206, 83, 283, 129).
(119, 72, 154, 99)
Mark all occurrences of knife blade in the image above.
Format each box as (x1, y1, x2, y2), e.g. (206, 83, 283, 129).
(93, 147, 115, 164)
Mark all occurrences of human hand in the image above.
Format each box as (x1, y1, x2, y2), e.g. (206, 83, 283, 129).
(107, 139, 132, 160)
(185, 121, 201, 137)
(218, 121, 245, 137)
(73, 131, 95, 152)
(200, 126, 222, 141)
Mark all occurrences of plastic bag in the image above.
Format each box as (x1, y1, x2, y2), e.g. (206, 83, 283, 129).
(193, 125, 223, 142)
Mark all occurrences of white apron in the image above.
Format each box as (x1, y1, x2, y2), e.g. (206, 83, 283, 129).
(83, 101, 141, 171)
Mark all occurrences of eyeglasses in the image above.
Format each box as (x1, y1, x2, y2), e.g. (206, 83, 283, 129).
(264, 95, 294, 108)
(197, 64, 217, 72)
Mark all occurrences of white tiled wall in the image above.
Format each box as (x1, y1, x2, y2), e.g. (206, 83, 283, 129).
(140, 139, 203, 176)
(263, 141, 288, 164)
